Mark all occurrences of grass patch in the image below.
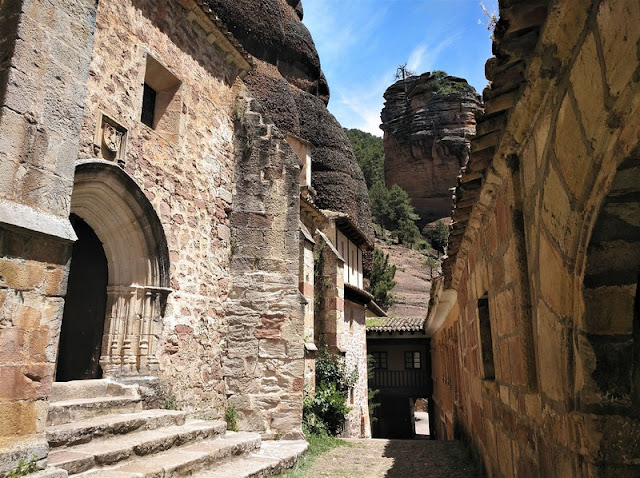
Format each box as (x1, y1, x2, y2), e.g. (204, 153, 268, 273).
(224, 406, 238, 432)
(365, 317, 385, 328)
(279, 433, 350, 478)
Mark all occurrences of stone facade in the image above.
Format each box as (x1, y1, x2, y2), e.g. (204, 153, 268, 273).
(0, 0, 329, 473)
(0, 0, 377, 472)
(73, 0, 252, 410)
(224, 94, 305, 439)
(0, 0, 99, 471)
(314, 215, 373, 438)
(428, 0, 640, 476)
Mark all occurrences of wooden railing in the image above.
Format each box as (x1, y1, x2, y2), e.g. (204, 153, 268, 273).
(370, 370, 428, 393)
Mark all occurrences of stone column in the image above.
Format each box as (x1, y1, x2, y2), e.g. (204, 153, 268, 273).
(0, 0, 98, 473)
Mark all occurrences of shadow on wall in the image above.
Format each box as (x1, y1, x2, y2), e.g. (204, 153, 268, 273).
(382, 439, 479, 477)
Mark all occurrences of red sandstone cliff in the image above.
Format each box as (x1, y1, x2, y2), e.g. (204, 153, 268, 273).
(381, 73, 482, 226)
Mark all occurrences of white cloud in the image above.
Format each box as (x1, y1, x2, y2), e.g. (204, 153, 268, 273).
(406, 33, 463, 74)
(407, 44, 427, 73)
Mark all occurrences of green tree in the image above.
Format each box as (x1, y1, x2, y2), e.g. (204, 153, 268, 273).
(425, 219, 449, 253)
(344, 128, 385, 188)
(368, 248, 396, 310)
(387, 184, 420, 245)
(369, 181, 390, 227)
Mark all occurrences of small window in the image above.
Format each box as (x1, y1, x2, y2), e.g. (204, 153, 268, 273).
(371, 351, 387, 370)
(478, 295, 495, 380)
(141, 83, 157, 128)
(405, 351, 421, 370)
(140, 55, 182, 143)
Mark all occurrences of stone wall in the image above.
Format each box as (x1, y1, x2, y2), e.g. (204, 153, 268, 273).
(224, 93, 305, 439)
(74, 0, 249, 412)
(341, 301, 370, 438)
(430, 0, 640, 475)
(314, 234, 344, 351)
(0, 0, 97, 473)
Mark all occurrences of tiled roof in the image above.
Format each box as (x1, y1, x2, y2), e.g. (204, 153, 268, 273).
(366, 316, 426, 332)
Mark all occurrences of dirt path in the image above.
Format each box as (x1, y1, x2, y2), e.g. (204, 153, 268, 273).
(298, 439, 479, 478)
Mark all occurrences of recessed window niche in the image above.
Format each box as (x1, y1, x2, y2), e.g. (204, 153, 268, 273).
(140, 55, 182, 144)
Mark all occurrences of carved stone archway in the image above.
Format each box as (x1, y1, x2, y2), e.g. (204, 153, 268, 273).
(69, 159, 171, 376)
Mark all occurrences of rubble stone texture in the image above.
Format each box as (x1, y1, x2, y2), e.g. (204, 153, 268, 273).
(74, 0, 244, 414)
(430, 0, 640, 476)
(381, 74, 482, 225)
(225, 94, 305, 439)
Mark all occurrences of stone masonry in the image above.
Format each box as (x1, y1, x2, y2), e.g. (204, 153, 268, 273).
(428, 0, 640, 476)
(0, 0, 98, 472)
(0, 0, 323, 473)
(224, 93, 305, 439)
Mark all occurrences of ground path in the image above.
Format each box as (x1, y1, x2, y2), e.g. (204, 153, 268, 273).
(295, 438, 479, 477)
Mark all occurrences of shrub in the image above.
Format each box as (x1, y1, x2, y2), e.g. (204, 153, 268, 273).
(303, 383, 350, 436)
(424, 220, 449, 253)
(8, 458, 38, 478)
(303, 349, 358, 436)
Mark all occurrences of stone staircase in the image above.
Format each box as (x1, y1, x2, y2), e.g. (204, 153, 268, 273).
(36, 380, 307, 478)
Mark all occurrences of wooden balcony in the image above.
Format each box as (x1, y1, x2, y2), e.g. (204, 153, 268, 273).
(369, 369, 429, 396)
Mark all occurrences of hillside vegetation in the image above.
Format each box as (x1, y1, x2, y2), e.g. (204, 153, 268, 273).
(345, 127, 448, 313)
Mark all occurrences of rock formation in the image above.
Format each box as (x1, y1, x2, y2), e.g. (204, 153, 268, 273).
(209, 0, 374, 239)
(381, 73, 482, 226)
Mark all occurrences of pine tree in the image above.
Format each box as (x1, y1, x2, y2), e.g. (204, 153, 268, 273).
(369, 248, 397, 310)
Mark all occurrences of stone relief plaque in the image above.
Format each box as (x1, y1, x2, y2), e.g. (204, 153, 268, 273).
(94, 112, 128, 166)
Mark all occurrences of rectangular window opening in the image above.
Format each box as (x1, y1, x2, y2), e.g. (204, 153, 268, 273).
(478, 295, 495, 380)
(141, 83, 157, 128)
(405, 351, 421, 370)
(372, 351, 387, 370)
(140, 55, 182, 144)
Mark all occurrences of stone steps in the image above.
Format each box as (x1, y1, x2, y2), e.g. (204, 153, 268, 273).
(48, 380, 144, 427)
(47, 409, 187, 448)
(73, 431, 262, 477)
(192, 440, 308, 478)
(50, 379, 139, 401)
(47, 396, 144, 427)
(41, 380, 306, 477)
(48, 419, 227, 474)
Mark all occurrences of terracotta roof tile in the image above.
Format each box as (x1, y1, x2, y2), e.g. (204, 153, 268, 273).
(366, 316, 426, 332)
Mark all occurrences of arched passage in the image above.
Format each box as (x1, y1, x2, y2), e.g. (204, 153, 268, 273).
(580, 157, 640, 413)
(59, 160, 171, 378)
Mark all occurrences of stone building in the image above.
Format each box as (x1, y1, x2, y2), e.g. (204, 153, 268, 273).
(367, 317, 431, 439)
(0, 0, 373, 475)
(427, 0, 640, 475)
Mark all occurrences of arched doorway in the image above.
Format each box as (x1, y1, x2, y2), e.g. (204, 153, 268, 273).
(56, 214, 109, 381)
(57, 160, 171, 380)
(580, 157, 640, 413)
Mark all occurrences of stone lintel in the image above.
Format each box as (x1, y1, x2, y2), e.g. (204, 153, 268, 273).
(0, 199, 76, 243)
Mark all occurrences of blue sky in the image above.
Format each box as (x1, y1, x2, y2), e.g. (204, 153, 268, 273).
(302, 0, 498, 136)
